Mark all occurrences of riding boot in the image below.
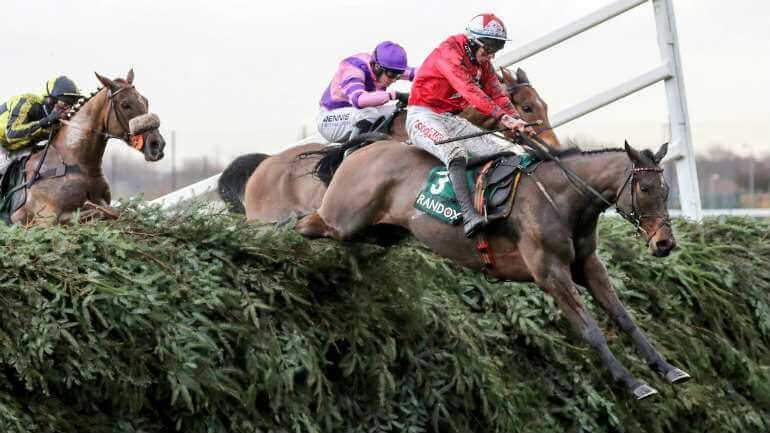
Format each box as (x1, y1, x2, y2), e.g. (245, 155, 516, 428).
(448, 158, 486, 237)
(343, 119, 374, 158)
(346, 119, 373, 143)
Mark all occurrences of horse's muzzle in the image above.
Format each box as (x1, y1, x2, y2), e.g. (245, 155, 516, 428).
(143, 130, 166, 161)
(648, 223, 676, 257)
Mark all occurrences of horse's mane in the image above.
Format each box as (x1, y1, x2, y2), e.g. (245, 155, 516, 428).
(550, 147, 658, 166)
(62, 87, 104, 121)
(62, 80, 129, 121)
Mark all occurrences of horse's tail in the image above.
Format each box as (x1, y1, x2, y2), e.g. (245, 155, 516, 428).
(298, 132, 391, 187)
(217, 152, 270, 214)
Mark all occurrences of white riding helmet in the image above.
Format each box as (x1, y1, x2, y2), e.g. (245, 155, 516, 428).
(465, 13, 509, 51)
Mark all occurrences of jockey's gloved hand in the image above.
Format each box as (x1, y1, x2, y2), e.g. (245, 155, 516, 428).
(394, 92, 410, 105)
(500, 114, 533, 135)
(38, 110, 62, 128)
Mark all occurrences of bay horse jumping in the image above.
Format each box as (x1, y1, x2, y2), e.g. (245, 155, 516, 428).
(8, 70, 165, 225)
(217, 68, 560, 221)
(295, 138, 689, 399)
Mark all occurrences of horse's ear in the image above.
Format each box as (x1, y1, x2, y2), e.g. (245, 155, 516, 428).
(95, 72, 118, 91)
(624, 140, 643, 164)
(516, 68, 529, 84)
(126, 68, 134, 84)
(500, 67, 515, 85)
(653, 142, 668, 164)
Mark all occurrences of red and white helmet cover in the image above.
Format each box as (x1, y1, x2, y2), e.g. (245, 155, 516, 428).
(466, 13, 509, 41)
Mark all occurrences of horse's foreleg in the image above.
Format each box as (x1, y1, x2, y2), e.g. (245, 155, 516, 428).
(79, 200, 120, 222)
(575, 254, 691, 384)
(524, 248, 658, 399)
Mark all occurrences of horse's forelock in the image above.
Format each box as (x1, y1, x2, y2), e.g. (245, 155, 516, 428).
(639, 149, 659, 167)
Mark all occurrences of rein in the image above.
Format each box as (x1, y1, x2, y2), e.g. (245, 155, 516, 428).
(104, 86, 134, 142)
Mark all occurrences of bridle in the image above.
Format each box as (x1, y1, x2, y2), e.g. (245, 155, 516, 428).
(612, 165, 672, 246)
(103, 85, 149, 150)
(517, 134, 671, 246)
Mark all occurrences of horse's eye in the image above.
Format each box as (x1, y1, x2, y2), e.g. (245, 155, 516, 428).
(121, 101, 131, 110)
(640, 185, 650, 193)
(521, 105, 533, 113)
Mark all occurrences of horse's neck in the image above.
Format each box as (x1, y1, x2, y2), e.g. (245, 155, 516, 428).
(561, 151, 632, 210)
(51, 90, 110, 174)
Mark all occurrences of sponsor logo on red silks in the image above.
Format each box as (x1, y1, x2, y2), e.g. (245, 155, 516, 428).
(414, 120, 445, 143)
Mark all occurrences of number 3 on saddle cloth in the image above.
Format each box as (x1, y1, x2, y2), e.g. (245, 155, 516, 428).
(414, 153, 538, 225)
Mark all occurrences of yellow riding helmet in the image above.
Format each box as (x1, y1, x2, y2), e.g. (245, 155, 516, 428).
(43, 76, 81, 99)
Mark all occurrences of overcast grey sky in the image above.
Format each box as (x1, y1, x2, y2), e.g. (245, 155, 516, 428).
(3, 0, 769, 171)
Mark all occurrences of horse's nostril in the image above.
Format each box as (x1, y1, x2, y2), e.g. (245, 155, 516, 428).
(656, 239, 672, 251)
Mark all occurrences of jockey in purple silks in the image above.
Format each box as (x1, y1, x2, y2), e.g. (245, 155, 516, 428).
(317, 41, 418, 143)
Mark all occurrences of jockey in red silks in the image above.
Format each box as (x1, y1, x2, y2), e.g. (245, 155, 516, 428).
(406, 13, 531, 237)
(317, 41, 417, 143)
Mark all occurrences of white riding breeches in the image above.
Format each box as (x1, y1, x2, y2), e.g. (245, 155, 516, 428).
(316, 104, 399, 143)
(405, 105, 516, 165)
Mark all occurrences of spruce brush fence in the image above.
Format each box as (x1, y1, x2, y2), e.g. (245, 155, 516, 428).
(0, 202, 768, 433)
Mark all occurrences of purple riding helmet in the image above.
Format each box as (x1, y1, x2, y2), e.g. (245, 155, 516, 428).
(373, 41, 408, 74)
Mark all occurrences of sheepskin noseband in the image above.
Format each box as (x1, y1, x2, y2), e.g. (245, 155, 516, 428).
(129, 113, 161, 135)
(128, 113, 160, 150)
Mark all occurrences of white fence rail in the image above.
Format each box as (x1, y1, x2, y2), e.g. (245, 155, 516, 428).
(151, 0, 719, 217)
(148, 134, 323, 209)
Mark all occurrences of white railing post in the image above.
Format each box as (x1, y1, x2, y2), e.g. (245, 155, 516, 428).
(653, 0, 702, 220)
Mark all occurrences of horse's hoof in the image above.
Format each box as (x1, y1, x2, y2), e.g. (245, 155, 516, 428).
(665, 368, 691, 384)
(632, 384, 658, 400)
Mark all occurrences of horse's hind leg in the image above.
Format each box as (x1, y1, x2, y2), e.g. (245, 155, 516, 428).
(296, 212, 342, 239)
(574, 254, 691, 384)
(296, 158, 389, 241)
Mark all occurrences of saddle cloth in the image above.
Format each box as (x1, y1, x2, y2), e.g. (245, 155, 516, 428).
(414, 153, 536, 224)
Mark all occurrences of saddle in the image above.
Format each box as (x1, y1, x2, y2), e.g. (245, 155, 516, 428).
(0, 155, 30, 224)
